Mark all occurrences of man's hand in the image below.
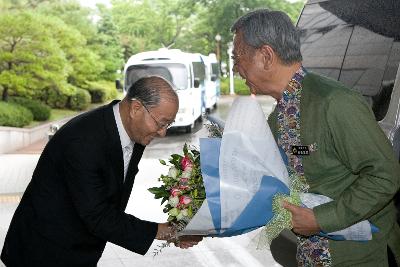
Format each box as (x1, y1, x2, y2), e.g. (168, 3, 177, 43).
(174, 235, 203, 249)
(282, 201, 321, 236)
(155, 222, 176, 241)
(156, 223, 203, 249)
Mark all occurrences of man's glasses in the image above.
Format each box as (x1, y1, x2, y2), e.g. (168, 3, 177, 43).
(131, 98, 174, 130)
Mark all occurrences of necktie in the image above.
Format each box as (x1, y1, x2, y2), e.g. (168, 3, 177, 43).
(120, 143, 144, 208)
(123, 142, 133, 180)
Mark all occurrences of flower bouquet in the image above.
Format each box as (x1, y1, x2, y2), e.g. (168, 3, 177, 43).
(149, 96, 378, 249)
(148, 144, 206, 231)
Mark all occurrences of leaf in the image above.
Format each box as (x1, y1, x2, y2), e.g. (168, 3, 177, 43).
(159, 159, 167, 165)
(161, 197, 168, 205)
(183, 143, 188, 155)
(148, 187, 162, 194)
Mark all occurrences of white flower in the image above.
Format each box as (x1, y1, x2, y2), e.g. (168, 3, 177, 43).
(168, 166, 179, 179)
(181, 209, 188, 217)
(168, 196, 179, 207)
(181, 170, 192, 179)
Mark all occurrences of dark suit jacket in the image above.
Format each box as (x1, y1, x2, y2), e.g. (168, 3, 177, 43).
(1, 100, 158, 267)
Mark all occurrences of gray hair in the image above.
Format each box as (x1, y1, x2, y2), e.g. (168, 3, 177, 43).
(231, 9, 302, 64)
(127, 76, 178, 108)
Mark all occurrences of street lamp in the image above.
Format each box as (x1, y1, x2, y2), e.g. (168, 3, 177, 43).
(227, 41, 235, 95)
(215, 34, 222, 72)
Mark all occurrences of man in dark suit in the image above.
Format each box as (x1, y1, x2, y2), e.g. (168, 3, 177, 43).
(1, 76, 200, 267)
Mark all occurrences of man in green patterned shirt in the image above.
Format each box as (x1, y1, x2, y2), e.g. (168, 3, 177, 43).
(231, 9, 400, 266)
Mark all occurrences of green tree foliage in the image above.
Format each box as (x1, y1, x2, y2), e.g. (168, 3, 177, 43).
(0, 0, 305, 106)
(111, 0, 198, 61)
(177, 0, 305, 59)
(36, 1, 105, 86)
(95, 4, 124, 80)
(0, 11, 69, 101)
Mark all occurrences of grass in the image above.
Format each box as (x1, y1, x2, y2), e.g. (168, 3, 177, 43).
(220, 76, 251, 95)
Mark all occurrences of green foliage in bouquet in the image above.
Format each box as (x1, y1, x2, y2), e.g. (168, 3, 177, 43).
(148, 143, 206, 226)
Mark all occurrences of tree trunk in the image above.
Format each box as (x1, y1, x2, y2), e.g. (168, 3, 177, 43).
(2, 85, 8, 102)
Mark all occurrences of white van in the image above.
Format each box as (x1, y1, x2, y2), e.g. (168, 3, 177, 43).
(200, 53, 220, 112)
(123, 49, 204, 133)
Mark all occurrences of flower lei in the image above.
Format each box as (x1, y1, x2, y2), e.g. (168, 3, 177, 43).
(258, 66, 309, 247)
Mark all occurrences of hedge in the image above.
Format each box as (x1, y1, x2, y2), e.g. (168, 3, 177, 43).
(69, 88, 91, 110)
(220, 76, 250, 95)
(87, 81, 118, 103)
(9, 97, 51, 121)
(44, 88, 70, 109)
(0, 101, 33, 127)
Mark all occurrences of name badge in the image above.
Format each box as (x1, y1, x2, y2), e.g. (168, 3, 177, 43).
(291, 145, 310, 156)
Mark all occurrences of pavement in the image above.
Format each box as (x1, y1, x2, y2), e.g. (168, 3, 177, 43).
(0, 95, 283, 267)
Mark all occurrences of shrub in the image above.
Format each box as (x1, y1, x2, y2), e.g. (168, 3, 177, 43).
(87, 81, 118, 103)
(38, 83, 77, 109)
(44, 88, 70, 109)
(9, 97, 51, 121)
(220, 76, 250, 95)
(69, 88, 91, 110)
(0, 101, 33, 127)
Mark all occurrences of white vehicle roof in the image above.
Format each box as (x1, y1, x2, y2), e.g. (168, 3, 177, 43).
(124, 48, 203, 72)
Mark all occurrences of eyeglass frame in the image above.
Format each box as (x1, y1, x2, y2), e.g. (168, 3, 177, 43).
(130, 98, 174, 130)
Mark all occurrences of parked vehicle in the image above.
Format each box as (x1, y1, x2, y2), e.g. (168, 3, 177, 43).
(122, 48, 204, 133)
(271, 1, 400, 266)
(299, 0, 400, 158)
(200, 53, 220, 112)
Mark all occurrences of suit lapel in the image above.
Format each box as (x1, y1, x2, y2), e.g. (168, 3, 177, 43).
(104, 100, 125, 192)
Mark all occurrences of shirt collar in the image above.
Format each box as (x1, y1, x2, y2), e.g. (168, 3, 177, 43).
(113, 102, 132, 149)
(279, 65, 307, 104)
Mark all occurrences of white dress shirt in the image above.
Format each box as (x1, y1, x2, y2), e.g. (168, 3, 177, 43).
(113, 102, 134, 180)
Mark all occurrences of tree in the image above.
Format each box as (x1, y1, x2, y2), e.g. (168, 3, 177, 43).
(37, 2, 105, 87)
(95, 4, 124, 80)
(0, 11, 68, 101)
(111, 0, 159, 61)
(151, 0, 198, 48)
(111, 0, 198, 61)
(176, 0, 305, 59)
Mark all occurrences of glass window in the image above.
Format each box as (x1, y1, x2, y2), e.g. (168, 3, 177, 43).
(211, 63, 220, 77)
(298, 0, 400, 120)
(192, 62, 205, 80)
(339, 26, 392, 98)
(300, 25, 353, 80)
(297, 2, 347, 29)
(125, 63, 188, 90)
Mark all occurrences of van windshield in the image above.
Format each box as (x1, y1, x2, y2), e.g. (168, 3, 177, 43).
(125, 63, 188, 90)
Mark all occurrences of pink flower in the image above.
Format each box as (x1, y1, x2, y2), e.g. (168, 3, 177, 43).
(179, 195, 192, 205)
(181, 156, 193, 171)
(179, 177, 189, 185)
(179, 185, 190, 191)
(170, 188, 182, 197)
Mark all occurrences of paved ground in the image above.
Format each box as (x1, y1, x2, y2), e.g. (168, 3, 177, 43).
(0, 95, 284, 267)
